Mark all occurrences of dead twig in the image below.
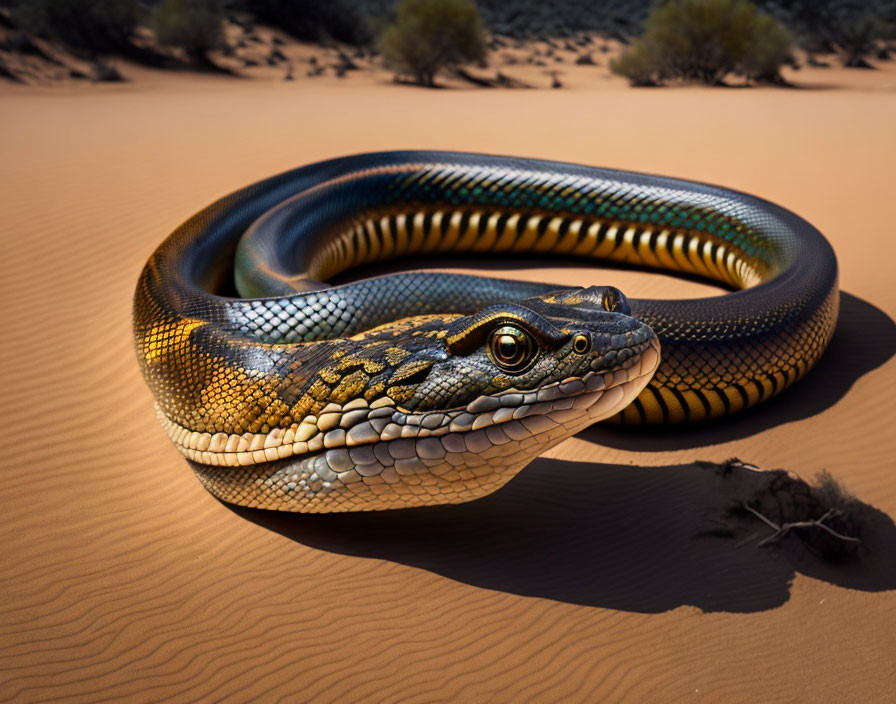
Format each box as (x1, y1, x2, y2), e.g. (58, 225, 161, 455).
(736, 531, 760, 548)
(740, 502, 862, 548)
(695, 457, 760, 474)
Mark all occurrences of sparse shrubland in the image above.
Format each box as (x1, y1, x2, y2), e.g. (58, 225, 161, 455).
(611, 0, 794, 86)
(378, 0, 487, 86)
(2, 0, 893, 84)
(775, 0, 893, 67)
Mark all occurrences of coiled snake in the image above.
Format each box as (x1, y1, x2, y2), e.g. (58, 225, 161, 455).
(133, 151, 838, 512)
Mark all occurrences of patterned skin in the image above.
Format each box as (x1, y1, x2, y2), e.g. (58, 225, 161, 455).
(134, 152, 838, 512)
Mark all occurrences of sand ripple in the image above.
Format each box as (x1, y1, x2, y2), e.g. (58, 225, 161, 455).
(1, 72, 895, 702)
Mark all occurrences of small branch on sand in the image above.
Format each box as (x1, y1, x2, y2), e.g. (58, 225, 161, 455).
(696, 457, 760, 474)
(695, 459, 865, 561)
(739, 503, 863, 548)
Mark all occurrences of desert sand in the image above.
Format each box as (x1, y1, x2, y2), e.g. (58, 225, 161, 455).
(1, 59, 895, 702)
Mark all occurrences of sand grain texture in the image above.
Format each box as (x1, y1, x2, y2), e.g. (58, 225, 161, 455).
(1, 67, 895, 702)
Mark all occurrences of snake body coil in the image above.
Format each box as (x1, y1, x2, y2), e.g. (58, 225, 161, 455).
(134, 151, 838, 512)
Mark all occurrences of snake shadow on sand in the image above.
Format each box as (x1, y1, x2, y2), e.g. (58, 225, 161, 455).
(232, 458, 896, 614)
(584, 291, 896, 449)
(231, 290, 896, 614)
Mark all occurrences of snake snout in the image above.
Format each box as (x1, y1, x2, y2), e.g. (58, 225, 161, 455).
(520, 285, 658, 383)
(584, 319, 657, 370)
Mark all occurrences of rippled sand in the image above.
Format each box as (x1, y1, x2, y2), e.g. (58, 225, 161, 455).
(1, 62, 895, 701)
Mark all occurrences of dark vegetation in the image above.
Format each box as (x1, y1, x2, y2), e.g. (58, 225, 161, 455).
(378, 0, 486, 86)
(9, 0, 139, 56)
(611, 0, 794, 85)
(242, 0, 368, 45)
(0, 0, 893, 83)
(706, 460, 865, 562)
(151, 0, 225, 64)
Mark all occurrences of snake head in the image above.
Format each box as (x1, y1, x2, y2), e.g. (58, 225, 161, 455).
(180, 285, 659, 513)
(400, 285, 659, 422)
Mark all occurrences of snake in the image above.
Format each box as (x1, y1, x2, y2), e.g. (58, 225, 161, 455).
(133, 151, 838, 513)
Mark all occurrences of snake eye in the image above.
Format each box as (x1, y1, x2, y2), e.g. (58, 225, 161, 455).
(488, 325, 535, 373)
(572, 334, 590, 354)
(602, 290, 618, 312)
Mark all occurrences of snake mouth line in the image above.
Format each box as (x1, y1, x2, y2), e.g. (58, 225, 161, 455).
(160, 338, 660, 468)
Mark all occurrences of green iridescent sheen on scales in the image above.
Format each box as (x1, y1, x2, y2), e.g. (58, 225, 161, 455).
(392, 167, 774, 265)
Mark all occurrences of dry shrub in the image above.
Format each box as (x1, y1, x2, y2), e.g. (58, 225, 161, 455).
(151, 0, 224, 61)
(609, 42, 661, 85)
(378, 0, 487, 87)
(611, 0, 793, 85)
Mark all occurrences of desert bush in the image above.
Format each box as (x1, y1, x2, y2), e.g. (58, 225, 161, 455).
(151, 0, 224, 60)
(834, 8, 882, 67)
(777, 0, 888, 67)
(738, 10, 794, 81)
(12, 0, 138, 56)
(378, 0, 487, 87)
(611, 0, 793, 85)
(609, 42, 660, 85)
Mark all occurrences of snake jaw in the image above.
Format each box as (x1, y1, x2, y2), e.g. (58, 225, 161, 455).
(182, 336, 660, 512)
(160, 288, 661, 512)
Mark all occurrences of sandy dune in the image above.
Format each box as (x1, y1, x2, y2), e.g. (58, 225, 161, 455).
(1, 62, 895, 702)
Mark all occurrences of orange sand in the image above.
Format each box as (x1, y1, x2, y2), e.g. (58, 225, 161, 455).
(1, 61, 895, 702)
